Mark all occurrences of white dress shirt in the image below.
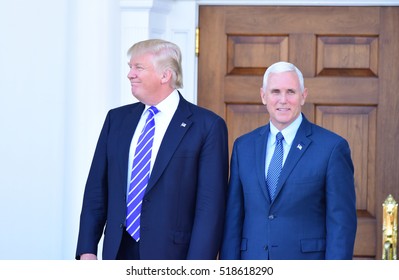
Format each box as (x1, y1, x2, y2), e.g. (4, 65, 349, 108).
(127, 90, 180, 194)
(265, 113, 303, 180)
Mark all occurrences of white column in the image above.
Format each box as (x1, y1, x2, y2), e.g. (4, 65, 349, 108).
(63, 0, 120, 259)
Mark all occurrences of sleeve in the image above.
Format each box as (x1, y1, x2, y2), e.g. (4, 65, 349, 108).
(186, 116, 229, 259)
(219, 140, 245, 260)
(75, 112, 110, 259)
(325, 138, 357, 259)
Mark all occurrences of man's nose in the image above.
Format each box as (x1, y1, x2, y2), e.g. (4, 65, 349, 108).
(127, 68, 137, 79)
(279, 93, 288, 102)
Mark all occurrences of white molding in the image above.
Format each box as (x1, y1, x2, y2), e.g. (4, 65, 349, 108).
(120, 0, 172, 10)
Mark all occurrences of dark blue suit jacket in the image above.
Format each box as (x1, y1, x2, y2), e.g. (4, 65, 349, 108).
(76, 94, 228, 259)
(220, 114, 357, 260)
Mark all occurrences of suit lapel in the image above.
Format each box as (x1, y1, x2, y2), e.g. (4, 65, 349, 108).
(145, 96, 193, 193)
(256, 125, 271, 202)
(274, 116, 312, 199)
(117, 103, 145, 189)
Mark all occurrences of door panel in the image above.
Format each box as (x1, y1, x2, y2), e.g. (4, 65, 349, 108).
(198, 6, 399, 259)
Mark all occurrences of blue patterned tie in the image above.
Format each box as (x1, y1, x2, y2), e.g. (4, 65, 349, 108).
(126, 106, 159, 241)
(266, 132, 284, 201)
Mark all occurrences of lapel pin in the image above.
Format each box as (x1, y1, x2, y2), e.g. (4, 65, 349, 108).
(180, 122, 187, 127)
(297, 144, 302, 150)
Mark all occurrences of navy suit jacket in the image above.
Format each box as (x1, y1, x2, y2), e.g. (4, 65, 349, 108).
(220, 114, 357, 260)
(76, 94, 228, 260)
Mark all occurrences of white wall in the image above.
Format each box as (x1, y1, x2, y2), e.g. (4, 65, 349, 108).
(0, 0, 68, 259)
(0, 0, 397, 260)
(0, 0, 121, 259)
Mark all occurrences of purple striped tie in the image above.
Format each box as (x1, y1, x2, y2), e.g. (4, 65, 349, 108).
(126, 106, 159, 241)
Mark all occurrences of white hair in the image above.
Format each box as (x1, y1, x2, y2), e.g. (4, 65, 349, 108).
(262, 61, 305, 92)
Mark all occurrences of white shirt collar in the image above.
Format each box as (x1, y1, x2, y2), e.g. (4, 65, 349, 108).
(269, 113, 303, 145)
(144, 89, 180, 117)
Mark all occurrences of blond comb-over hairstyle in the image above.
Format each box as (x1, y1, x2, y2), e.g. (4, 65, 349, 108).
(127, 39, 183, 89)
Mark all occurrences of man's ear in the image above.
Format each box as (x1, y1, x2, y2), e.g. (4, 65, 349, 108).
(301, 88, 308, 106)
(160, 69, 172, 84)
(260, 87, 267, 105)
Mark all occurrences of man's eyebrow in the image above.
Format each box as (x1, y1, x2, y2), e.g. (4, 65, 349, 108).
(127, 62, 145, 67)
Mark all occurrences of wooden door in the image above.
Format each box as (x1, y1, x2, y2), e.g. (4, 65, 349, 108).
(198, 6, 399, 259)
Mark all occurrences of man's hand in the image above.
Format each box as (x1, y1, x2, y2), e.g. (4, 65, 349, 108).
(80, 253, 97, 260)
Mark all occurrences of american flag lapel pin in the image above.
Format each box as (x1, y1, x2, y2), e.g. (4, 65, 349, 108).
(181, 122, 187, 127)
(297, 144, 302, 150)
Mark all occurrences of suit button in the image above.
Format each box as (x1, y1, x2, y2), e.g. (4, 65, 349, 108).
(268, 215, 274, 220)
(264, 245, 268, 251)
(119, 223, 124, 228)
